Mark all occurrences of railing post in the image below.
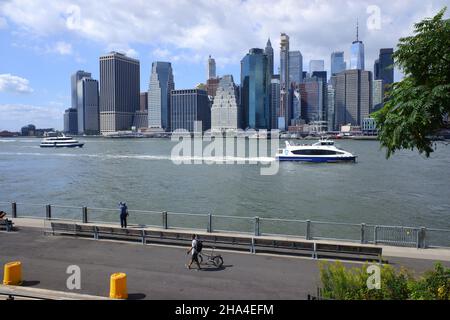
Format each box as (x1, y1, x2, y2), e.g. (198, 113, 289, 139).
(254, 217, 260, 237)
(207, 214, 212, 233)
(360, 223, 366, 244)
(162, 211, 168, 229)
(306, 220, 311, 240)
(11, 202, 17, 218)
(374, 226, 378, 245)
(46, 204, 51, 220)
(82, 207, 88, 223)
(420, 227, 426, 249)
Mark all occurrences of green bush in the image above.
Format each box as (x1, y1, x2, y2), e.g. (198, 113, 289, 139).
(319, 261, 449, 300)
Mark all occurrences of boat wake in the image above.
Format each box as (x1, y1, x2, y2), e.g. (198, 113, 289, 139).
(0, 152, 276, 163)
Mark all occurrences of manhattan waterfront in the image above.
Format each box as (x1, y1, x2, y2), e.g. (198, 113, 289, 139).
(1, 138, 449, 231)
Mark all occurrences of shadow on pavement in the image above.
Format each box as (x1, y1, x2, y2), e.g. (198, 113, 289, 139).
(200, 264, 233, 272)
(128, 293, 146, 300)
(21, 280, 40, 287)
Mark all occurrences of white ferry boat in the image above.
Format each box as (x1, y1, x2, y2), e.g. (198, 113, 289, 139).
(276, 139, 356, 163)
(40, 134, 84, 148)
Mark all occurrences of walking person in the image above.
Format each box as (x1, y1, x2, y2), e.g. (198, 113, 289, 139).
(119, 202, 128, 228)
(186, 234, 202, 271)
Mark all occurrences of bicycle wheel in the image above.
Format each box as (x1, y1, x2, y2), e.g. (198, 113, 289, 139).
(213, 256, 223, 268)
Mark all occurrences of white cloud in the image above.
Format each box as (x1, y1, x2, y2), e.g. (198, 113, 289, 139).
(1, 0, 449, 77)
(0, 104, 64, 131)
(0, 74, 34, 94)
(53, 41, 72, 55)
(0, 16, 7, 29)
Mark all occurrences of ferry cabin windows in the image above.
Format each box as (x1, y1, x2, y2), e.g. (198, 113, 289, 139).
(291, 149, 345, 155)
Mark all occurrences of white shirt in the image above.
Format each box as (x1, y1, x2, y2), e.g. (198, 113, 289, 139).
(191, 239, 197, 255)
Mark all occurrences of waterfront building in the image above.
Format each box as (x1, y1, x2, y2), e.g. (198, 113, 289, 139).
(64, 108, 78, 135)
(309, 60, 324, 73)
(211, 75, 241, 132)
(375, 48, 394, 86)
(362, 117, 377, 135)
(170, 89, 210, 133)
(207, 55, 216, 80)
(279, 33, 290, 131)
(270, 75, 281, 129)
(300, 78, 324, 124)
(77, 77, 99, 135)
(99, 52, 140, 133)
(334, 69, 372, 128)
(331, 52, 346, 76)
(148, 61, 174, 131)
(373, 79, 384, 112)
(240, 48, 270, 130)
(21, 124, 36, 136)
(350, 21, 365, 70)
(265, 38, 274, 77)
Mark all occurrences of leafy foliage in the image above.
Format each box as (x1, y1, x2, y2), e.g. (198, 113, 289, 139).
(319, 261, 450, 300)
(374, 7, 450, 158)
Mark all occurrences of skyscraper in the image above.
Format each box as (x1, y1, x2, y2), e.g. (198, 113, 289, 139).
(309, 60, 325, 73)
(265, 38, 274, 77)
(373, 79, 384, 112)
(240, 48, 270, 130)
(148, 61, 174, 131)
(77, 76, 99, 135)
(279, 33, 290, 130)
(70, 70, 91, 133)
(289, 51, 303, 85)
(334, 69, 372, 128)
(64, 108, 78, 135)
(375, 48, 394, 85)
(331, 52, 346, 76)
(207, 55, 216, 80)
(99, 52, 140, 133)
(211, 75, 240, 132)
(312, 71, 328, 122)
(300, 78, 324, 123)
(71, 70, 91, 110)
(350, 21, 365, 70)
(170, 89, 211, 133)
(327, 85, 336, 131)
(270, 75, 281, 129)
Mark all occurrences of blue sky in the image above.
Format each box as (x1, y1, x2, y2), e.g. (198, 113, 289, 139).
(0, 0, 448, 131)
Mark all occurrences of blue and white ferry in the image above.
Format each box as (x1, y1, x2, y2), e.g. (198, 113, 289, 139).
(276, 139, 356, 163)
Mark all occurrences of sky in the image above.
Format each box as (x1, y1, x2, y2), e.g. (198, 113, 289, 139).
(0, 0, 448, 132)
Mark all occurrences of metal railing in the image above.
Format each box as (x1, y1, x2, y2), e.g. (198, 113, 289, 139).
(1, 200, 449, 249)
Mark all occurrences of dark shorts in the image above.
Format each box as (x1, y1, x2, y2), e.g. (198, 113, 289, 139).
(192, 252, 199, 262)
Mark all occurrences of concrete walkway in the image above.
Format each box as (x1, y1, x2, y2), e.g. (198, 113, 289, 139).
(1, 225, 449, 299)
(11, 217, 450, 262)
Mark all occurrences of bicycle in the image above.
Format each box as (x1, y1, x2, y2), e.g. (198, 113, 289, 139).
(198, 247, 224, 268)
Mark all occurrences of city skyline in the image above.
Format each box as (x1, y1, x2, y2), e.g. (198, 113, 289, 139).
(0, 0, 449, 131)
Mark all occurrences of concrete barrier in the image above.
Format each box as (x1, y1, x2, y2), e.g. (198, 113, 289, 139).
(109, 273, 127, 299)
(3, 261, 22, 286)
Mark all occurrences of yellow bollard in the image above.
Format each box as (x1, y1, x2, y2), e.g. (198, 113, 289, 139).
(3, 261, 22, 286)
(109, 273, 128, 299)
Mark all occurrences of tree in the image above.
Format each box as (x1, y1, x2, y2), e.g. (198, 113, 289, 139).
(374, 7, 450, 158)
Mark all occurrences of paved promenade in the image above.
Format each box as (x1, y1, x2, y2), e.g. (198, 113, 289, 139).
(0, 220, 449, 299)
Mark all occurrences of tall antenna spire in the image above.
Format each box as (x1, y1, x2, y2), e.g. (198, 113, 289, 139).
(356, 18, 359, 42)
